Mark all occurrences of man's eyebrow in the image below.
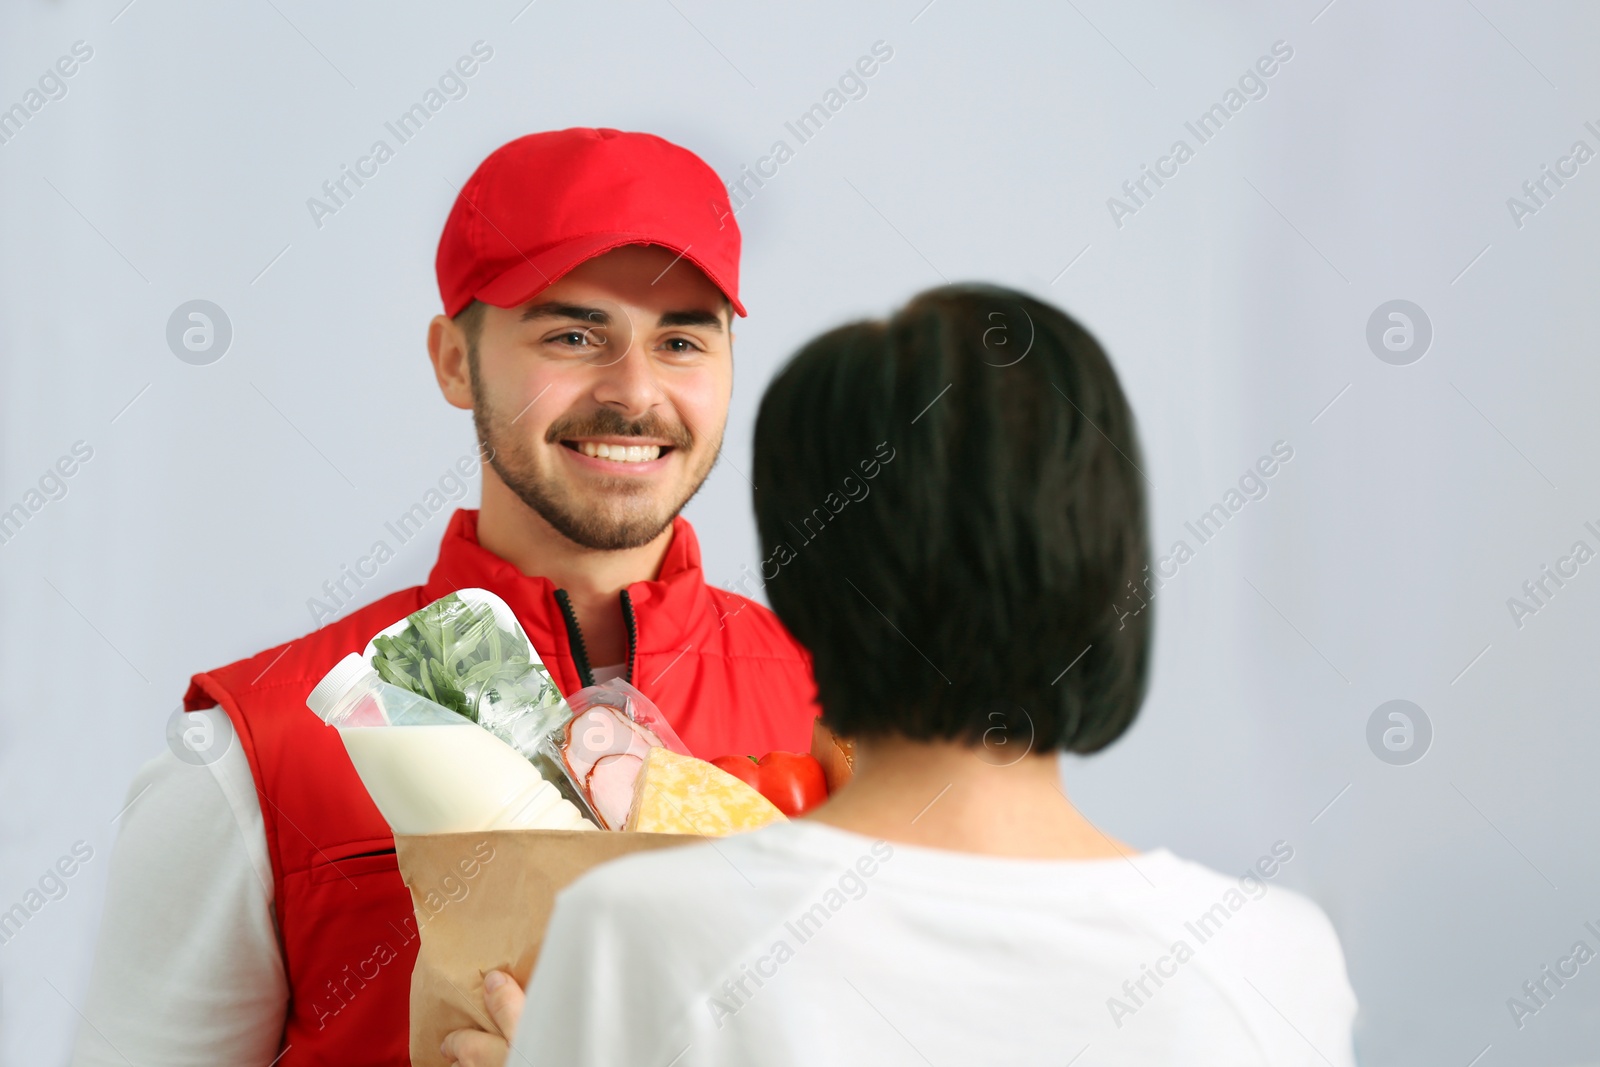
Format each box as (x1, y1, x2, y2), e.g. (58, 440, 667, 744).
(657, 309, 725, 332)
(519, 302, 609, 324)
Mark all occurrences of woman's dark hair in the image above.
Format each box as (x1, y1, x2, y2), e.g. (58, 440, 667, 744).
(752, 284, 1150, 754)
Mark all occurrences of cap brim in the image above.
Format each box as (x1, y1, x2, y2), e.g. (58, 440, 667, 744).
(473, 233, 746, 318)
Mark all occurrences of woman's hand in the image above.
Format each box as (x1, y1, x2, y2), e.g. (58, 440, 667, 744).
(440, 969, 525, 1066)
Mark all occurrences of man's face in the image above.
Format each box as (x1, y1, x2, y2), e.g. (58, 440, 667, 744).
(461, 245, 734, 551)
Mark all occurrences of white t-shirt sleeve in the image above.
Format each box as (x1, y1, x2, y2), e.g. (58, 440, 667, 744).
(69, 708, 288, 1067)
(1218, 889, 1360, 1066)
(1109, 858, 1360, 1067)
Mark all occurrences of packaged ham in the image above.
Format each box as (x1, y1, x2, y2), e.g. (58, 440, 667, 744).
(547, 679, 787, 836)
(546, 679, 691, 829)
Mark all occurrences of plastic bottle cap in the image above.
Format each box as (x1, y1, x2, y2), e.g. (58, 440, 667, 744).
(306, 653, 378, 723)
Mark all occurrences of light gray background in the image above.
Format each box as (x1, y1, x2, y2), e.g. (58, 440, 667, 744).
(2, 1, 1597, 1064)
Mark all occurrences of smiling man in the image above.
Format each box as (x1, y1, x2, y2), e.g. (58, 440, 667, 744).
(70, 129, 820, 1067)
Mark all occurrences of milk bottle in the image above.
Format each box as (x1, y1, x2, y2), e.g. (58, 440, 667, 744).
(306, 653, 593, 834)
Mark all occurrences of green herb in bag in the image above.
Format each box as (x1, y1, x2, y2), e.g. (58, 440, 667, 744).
(368, 592, 566, 737)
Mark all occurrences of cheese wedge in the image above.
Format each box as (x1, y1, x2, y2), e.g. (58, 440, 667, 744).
(625, 747, 787, 836)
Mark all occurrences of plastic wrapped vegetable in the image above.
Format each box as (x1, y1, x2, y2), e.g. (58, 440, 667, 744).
(364, 589, 597, 825)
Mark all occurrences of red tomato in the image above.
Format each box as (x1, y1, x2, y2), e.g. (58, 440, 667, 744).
(711, 753, 828, 817)
(756, 752, 829, 816)
(710, 755, 763, 790)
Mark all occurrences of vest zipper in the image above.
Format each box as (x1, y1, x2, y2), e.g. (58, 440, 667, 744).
(552, 589, 595, 689)
(620, 589, 638, 686)
(553, 588, 638, 689)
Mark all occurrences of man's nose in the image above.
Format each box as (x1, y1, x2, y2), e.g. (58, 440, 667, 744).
(591, 319, 665, 417)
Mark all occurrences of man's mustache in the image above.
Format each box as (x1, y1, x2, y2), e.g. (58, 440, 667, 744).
(544, 408, 695, 450)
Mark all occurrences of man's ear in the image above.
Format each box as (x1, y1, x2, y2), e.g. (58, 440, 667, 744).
(428, 313, 475, 411)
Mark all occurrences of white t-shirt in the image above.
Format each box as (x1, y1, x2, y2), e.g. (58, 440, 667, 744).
(511, 821, 1357, 1067)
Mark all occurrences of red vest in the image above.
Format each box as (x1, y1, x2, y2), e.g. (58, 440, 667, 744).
(185, 510, 818, 1065)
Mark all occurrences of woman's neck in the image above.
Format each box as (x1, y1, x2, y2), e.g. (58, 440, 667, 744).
(805, 734, 1136, 861)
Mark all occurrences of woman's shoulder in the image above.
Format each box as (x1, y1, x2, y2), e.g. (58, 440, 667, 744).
(1145, 845, 1345, 944)
(1132, 847, 1357, 1008)
(542, 822, 853, 987)
(554, 823, 839, 924)
(559, 828, 1349, 973)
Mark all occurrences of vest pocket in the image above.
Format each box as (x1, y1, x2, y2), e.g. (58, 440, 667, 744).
(307, 843, 399, 885)
(282, 846, 416, 1062)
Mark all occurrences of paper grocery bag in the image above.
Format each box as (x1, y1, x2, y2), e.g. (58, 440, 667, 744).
(395, 828, 695, 1067)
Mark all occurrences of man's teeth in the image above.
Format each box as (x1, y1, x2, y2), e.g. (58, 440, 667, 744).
(578, 442, 661, 463)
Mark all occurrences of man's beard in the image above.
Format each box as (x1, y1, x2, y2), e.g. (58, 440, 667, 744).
(470, 373, 717, 552)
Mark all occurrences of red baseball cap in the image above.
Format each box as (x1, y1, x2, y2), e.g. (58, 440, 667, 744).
(436, 128, 744, 318)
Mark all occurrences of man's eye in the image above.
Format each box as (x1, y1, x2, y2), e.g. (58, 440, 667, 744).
(662, 338, 700, 353)
(552, 330, 601, 347)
